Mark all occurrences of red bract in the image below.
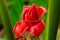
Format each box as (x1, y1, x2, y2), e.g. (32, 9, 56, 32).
(27, 20, 45, 37)
(13, 22, 28, 37)
(13, 4, 47, 37)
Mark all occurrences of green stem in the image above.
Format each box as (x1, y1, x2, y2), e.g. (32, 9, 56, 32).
(44, 0, 60, 40)
(0, 0, 15, 40)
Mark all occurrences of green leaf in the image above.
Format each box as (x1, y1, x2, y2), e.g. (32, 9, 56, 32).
(0, 0, 15, 40)
(44, 0, 60, 40)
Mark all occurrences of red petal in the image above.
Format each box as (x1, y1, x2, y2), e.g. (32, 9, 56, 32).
(25, 4, 38, 21)
(36, 6, 47, 18)
(13, 22, 28, 37)
(22, 4, 47, 22)
(27, 20, 45, 37)
(22, 6, 31, 20)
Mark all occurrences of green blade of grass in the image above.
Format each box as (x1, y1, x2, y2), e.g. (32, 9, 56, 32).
(44, 0, 60, 40)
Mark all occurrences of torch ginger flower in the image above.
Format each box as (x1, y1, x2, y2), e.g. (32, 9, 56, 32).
(13, 4, 47, 37)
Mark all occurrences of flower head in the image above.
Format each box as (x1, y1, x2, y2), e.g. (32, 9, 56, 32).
(13, 4, 47, 37)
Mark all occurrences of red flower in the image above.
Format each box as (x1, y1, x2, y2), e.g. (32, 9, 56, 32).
(13, 4, 47, 37)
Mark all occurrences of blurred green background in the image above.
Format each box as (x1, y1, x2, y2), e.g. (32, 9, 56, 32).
(0, 0, 60, 40)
